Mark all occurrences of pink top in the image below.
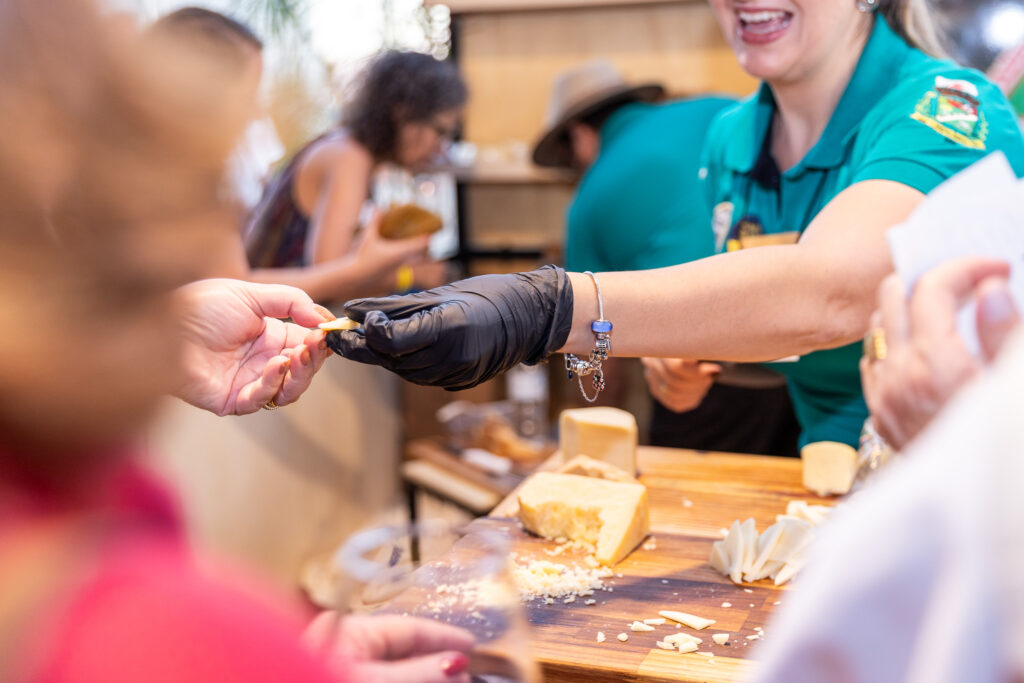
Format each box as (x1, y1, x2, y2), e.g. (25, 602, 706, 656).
(0, 449, 345, 683)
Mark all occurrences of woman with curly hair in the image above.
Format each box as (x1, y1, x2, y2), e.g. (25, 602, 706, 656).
(245, 51, 468, 299)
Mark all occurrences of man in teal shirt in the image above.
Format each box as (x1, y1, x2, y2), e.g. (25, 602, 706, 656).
(534, 62, 800, 455)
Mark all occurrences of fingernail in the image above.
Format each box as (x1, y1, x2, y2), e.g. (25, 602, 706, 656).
(301, 349, 311, 365)
(980, 287, 1015, 325)
(314, 305, 335, 321)
(441, 653, 469, 677)
(318, 340, 327, 351)
(279, 361, 290, 375)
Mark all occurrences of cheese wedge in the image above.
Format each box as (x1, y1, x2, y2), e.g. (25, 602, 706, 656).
(559, 407, 638, 475)
(516, 472, 649, 566)
(557, 454, 637, 483)
(801, 441, 858, 496)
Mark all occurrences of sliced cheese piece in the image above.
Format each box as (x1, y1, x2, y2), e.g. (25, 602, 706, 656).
(766, 517, 814, 564)
(630, 621, 655, 632)
(659, 610, 716, 630)
(784, 500, 832, 526)
(643, 618, 666, 626)
(708, 540, 730, 575)
(655, 640, 675, 651)
(318, 316, 361, 332)
(744, 519, 786, 582)
(677, 641, 699, 654)
(801, 441, 858, 496)
(663, 632, 702, 646)
(712, 633, 730, 645)
(557, 454, 637, 483)
(516, 472, 650, 566)
(559, 407, 638, 475)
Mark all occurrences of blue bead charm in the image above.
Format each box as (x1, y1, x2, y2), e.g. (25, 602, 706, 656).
(591, 319, 613, 334)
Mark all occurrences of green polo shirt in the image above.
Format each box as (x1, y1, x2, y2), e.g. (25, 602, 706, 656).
(701, 16, 1024, 448)
(565, 98, 736, 272)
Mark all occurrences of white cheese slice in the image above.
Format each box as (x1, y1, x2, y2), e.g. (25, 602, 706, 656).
(712, 633, 730, 645)
(317, 317, 360, 331)
(784, 500, 832, 526)
(655, 640, 675, 650)
(659, 610, 716, 630)
(559, 407, 638, 475)
(630, 621, 655, 632)
(663, 632, 702, 646)
(516, 472, 650, 566)
(643, 618, 666, 625)
(677, 641, 699, 654)
(801, 441, 858, 496)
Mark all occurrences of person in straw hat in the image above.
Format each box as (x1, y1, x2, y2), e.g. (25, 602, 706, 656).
(534, 61, 799, 456)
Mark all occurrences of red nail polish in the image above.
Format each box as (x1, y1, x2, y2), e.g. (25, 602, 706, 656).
(441, 653, 468, 676)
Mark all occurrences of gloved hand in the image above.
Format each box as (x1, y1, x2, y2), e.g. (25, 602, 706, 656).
(326, 265, 574, 390)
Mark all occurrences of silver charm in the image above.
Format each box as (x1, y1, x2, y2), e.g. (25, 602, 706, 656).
(856, 0, 878, 12)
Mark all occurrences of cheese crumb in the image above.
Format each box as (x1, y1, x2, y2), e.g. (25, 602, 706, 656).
(597, 631, 606, 643)
(659, 610, 716, 630)
(644, 618, 666, 625)
(743, 588, 753, 594)
(584, 599, 597, 606)
(682, 498, 694, 508)
(746, 634, 760, 640)
(721, 602, 732, 608)
(512, 558, 612, 602)
(617, 633, 629, 642)
(712, 633, 730, 645)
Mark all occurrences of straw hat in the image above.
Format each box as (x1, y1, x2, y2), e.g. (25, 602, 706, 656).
(532, 61, 664, 168)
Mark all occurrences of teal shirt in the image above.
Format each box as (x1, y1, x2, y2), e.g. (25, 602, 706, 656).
(565, 98, 735, 272)
(702, 17, 1024, 448)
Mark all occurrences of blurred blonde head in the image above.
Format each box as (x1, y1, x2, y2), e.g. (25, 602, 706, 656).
(0, 0, 248, 465)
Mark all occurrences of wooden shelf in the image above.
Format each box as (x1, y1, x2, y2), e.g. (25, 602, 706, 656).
(432, 0, 683, 14)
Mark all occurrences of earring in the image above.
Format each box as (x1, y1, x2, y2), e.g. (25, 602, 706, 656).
(856, 0, 878, 12)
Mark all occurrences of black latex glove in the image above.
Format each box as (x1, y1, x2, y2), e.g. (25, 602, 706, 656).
(326, 265, 574, 390)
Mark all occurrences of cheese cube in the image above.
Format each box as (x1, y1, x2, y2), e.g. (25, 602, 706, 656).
(559, 408, 638, 475)
(517, 472, 650, 566)
(801, 441, 859, 496)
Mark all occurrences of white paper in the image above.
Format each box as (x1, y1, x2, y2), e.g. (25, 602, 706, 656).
(886, 152, 1024, 355)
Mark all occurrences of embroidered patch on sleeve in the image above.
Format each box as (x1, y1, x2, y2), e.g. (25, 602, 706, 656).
(910, 75, 988, 150)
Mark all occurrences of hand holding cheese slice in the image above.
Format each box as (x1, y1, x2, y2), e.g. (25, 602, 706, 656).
(516, 472, 650, 566)
(318, 317, 361, 332)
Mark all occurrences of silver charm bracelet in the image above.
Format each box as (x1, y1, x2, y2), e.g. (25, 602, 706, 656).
(565, 271, 612, 403)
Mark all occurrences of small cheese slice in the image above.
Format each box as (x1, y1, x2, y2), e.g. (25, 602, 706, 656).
(596, 631, 606, 643)
(801, 441, 858, 496)
(318, 316, 361, 332)
(655, 640, 675, 651)
(712, 633, 730, 645)
(557, 454, 637, 483)
(663, 632, 702, 646)
(559, 407, 638, 475)
(517, 472, 650, 566)
(630, 621, 655, 632)
(784, 500, 832, 526)
(659, 610, 716, 630)
(676, 641, 699, 654)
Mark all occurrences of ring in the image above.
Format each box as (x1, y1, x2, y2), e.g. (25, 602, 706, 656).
(262, 399, 279, 411)
(863, 327, 888, 363)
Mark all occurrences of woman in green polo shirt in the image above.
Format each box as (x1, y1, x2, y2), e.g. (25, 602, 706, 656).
(326, 0, 1024, 449)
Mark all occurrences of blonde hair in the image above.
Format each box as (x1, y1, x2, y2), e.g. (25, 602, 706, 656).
(880, 0, 948, 59)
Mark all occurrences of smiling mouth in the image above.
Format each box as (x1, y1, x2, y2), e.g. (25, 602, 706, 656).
(736, 9, 793, 42)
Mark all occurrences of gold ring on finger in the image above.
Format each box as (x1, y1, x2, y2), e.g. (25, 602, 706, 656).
(863, 327, 888, 363)
(262, 398, 280, 411)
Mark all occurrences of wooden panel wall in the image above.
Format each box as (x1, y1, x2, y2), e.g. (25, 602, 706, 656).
(454, 2, 759, 147)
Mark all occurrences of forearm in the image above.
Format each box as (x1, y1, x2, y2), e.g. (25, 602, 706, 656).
(563, 245, 884, 361)
(249, 259, 372, 304)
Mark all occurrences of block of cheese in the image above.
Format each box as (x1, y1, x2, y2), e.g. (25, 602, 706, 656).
(516, 472, 649, 566)
(556, 454, 637, 483)
(559, 407, 638, 475)
(801, 441, 859, 496)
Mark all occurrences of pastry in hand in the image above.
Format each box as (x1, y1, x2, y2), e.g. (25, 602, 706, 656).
(379, 204, 443, 240)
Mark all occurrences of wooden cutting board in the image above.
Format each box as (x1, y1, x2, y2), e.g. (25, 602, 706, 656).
(480, 446, 836, 683)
